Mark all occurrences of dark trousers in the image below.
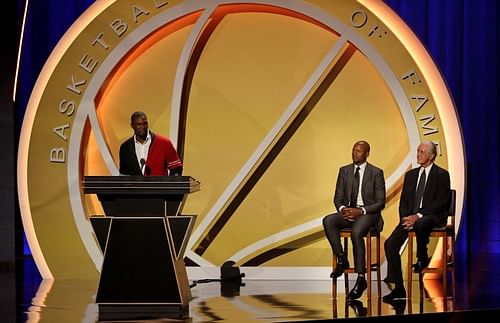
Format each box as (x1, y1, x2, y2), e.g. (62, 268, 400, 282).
(384, 216, 438, 284)
(323, 212, 379, 274)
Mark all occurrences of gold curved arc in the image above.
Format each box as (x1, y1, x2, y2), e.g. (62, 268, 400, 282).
(192, 42, 356, 256)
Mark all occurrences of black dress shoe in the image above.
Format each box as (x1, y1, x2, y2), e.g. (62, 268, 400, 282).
(347, 276, 367, 300)
(412, 258, 430, 273)
(330, 254, 349, 279)
(382, 286, 406, 302)
(384, 298, 406, 315)
(348, 299, 367, 317)
(382, 277, 394, 290)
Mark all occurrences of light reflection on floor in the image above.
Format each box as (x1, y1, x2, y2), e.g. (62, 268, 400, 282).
(9, 253, 500, 322)
(19, 278, 462, 322)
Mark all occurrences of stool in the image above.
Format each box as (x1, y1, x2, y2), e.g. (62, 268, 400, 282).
(332, 226, 381, 299)
(406, 189, 456, 299)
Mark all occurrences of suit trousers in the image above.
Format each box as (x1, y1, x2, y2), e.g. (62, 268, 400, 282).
(323, 212, 379, 273)
(384, 223, 407, 284)
(384, 216, 439, 283)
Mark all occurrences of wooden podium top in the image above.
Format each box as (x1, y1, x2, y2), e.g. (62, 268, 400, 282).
(83, 176, 200, 195)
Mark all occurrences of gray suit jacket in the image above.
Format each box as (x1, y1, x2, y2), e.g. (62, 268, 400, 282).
(333, 162, 386, 219)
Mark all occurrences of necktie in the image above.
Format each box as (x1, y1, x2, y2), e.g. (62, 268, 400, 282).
(350, 166, 360, 207)
(413, 168, 426, 213)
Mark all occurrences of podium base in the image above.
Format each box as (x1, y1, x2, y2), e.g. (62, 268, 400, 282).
(97, 304, 189, 321)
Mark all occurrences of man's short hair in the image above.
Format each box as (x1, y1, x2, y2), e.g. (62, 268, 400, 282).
(422, 141, 437, 161)
(356, 140, 370, 153)
(428, 141, 437, 160)
(131, 111, 147, 123)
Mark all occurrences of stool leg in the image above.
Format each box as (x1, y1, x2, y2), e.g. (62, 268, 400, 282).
(332, 255, 337, 299)
(419, 271, 424, 297)
(332, 297, 338, 318)
(367, 233, 372, 299)
(451, 235, 456, 299)
(407, 234, 413, 299)
(407, 298, 413, 314)
(376, 234, 381, 297)
(442, 236, 447, 298)
(344, 272, 349, 297)
(344, 236, 349, 297)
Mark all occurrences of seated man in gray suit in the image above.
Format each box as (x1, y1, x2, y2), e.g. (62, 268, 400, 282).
(323, 140, 386, 300)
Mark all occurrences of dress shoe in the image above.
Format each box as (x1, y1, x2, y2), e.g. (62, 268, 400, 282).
(382, 286, 406, 302)
(348, 299, 367, 317)
(383, 298, 406, 315)
(382, 277, 394, 290)
(412, 258, 430, 273)
(347, 276, 367, 300)
(330, 254, 349, 279)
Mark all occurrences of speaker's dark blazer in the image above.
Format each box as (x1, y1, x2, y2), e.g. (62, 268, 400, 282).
(119, 135, 143, 176)
(399, 163, 450, 225)
(119, 131, 182, 176)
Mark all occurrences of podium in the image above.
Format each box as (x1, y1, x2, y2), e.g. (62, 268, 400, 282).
(83, 176, 200, 320)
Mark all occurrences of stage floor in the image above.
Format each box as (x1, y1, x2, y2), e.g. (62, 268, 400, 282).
(3, 252, 500, 322)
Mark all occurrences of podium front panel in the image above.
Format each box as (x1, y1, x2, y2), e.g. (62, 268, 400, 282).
(98, 195, 166, 217)
(96, 218, 181, 303)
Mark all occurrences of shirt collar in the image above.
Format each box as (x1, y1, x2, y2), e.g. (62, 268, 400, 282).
(134, 130, 151, 144)
(421, 162, 434, 175)
(354, 162, 367, 171)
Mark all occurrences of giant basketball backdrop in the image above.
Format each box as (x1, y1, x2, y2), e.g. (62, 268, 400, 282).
(18, 0, 465, 279)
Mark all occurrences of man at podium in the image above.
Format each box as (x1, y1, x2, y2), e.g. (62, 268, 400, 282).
(119, 111, 183, 176)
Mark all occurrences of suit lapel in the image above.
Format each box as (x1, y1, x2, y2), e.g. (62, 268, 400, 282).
(360, 164, 369, 197)
(347, 164, 355, 198)
(127, 137, 141, 174)
(406, 168, 420, 204)
(410, 167, 419, 188)
(422, 164, 439, 202)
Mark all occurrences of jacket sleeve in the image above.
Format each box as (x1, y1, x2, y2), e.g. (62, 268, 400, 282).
(333, 167, 346, 211)
(363, 167, 386, 214)
(119, 141, 130, 175)
(399, 171, 413, 219)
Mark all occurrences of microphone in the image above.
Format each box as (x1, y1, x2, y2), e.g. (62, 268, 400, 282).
(140, 158, 146, 175)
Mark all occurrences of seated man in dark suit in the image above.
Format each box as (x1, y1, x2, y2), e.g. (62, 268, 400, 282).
(323, 140, 386, 300)
(383, 141, 451, 301)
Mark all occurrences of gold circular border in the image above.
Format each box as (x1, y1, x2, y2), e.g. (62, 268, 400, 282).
(18, 0, 465, 279)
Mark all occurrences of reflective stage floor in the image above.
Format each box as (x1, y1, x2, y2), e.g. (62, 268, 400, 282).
(2, 252, 500, 322)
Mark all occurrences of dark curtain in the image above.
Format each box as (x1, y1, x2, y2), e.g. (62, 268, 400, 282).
(15, 0, 96, 255)
(16, 0, 95, 130)
(383, 0, 500, 258)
